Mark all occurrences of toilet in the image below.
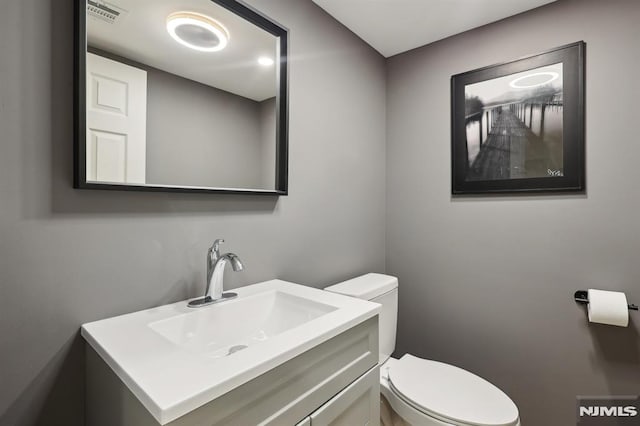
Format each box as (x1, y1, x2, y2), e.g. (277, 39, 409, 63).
(325, 273, 520, 426)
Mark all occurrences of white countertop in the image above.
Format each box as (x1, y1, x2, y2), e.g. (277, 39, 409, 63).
(81, 279, 380, 424)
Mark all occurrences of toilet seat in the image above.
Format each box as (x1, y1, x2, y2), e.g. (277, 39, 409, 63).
(385, 355, 519, 426)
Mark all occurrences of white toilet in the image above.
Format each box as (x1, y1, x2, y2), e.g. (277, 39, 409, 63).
(325, 273, 520, 426)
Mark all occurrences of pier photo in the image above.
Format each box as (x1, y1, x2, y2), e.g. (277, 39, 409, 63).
(465, 63, 564, 181)
(464, 63, 563, 181)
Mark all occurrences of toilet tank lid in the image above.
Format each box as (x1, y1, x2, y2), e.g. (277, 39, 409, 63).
(325, 273, 398, 300)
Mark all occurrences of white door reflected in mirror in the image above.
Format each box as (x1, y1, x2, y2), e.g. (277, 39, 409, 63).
(86, 53, 147, 184)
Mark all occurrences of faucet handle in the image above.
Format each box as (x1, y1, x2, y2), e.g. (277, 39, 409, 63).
(211, 239, 224, 256)
(207, 239, 225, 268)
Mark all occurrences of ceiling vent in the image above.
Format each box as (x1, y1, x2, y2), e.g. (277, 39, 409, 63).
(87, 0, 127, 24)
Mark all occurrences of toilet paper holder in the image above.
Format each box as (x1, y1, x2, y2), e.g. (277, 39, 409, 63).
(574, 290, 639, 311)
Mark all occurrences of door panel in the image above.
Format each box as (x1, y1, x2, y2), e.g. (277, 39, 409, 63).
(92, 130, 127, 182)
(93, 75, 129, 115)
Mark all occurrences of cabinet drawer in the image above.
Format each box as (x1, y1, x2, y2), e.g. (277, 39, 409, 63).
(310, 366, 380, 426)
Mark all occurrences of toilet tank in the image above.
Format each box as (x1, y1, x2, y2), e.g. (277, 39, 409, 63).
(325, 273, 398, 363)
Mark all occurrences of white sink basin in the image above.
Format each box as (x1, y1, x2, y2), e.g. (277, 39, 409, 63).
(149, 290, 337, 359)
(81, 279, 380, 425)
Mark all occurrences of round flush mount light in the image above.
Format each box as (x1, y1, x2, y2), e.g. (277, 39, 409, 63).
(257, 56, 274, 66)
(509, 71, 559, 89)
(166, 12, 229, 52)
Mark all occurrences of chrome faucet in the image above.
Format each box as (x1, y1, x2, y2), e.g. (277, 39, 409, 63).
(188, 239, 244, 308)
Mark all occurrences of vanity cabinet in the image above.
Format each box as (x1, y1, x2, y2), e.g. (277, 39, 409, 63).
(86, 316, 379, 426)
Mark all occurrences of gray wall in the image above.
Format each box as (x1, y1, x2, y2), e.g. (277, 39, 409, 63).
(259, 97, 277, 188)
(386, 0, 640, 424)
(0, 0, 386, 425)
(146, 68, 267, 189)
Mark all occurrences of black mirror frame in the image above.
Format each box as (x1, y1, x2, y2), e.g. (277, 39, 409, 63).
(74, 0, 289, 195)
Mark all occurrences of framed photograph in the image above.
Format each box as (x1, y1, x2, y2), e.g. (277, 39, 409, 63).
(451, 41, 585, 194)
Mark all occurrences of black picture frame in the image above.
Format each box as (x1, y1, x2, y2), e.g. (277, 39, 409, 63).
(451, 41, 585, 195)
(74, 0, 289, 196)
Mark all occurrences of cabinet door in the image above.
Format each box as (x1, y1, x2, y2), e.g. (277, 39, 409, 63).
(310, 366, 379, 426)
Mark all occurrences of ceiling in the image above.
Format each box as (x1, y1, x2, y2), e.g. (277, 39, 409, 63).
(311, 0, 558, 58)
(87, 0, 277, 101)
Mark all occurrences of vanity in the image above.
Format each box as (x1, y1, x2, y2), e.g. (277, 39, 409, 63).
(82, 280, 381, 425)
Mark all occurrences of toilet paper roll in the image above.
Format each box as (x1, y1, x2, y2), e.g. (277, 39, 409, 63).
(587, 289, 629, 327)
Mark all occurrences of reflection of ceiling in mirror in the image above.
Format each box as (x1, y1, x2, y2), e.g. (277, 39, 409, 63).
(87, 0, 278, 101)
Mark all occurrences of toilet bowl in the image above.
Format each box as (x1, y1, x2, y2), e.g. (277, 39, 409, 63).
(325, 273, 520, 426)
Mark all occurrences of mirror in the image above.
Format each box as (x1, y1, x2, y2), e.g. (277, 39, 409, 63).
(74, 0, 288, 194)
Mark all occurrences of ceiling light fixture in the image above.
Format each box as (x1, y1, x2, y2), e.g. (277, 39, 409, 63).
(509, 71, 560, 89)
(166, 12, 229, 52)
(257, 56, 274, 66)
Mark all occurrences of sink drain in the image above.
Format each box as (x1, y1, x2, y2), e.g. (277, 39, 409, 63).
(227, 345, 248, 355)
